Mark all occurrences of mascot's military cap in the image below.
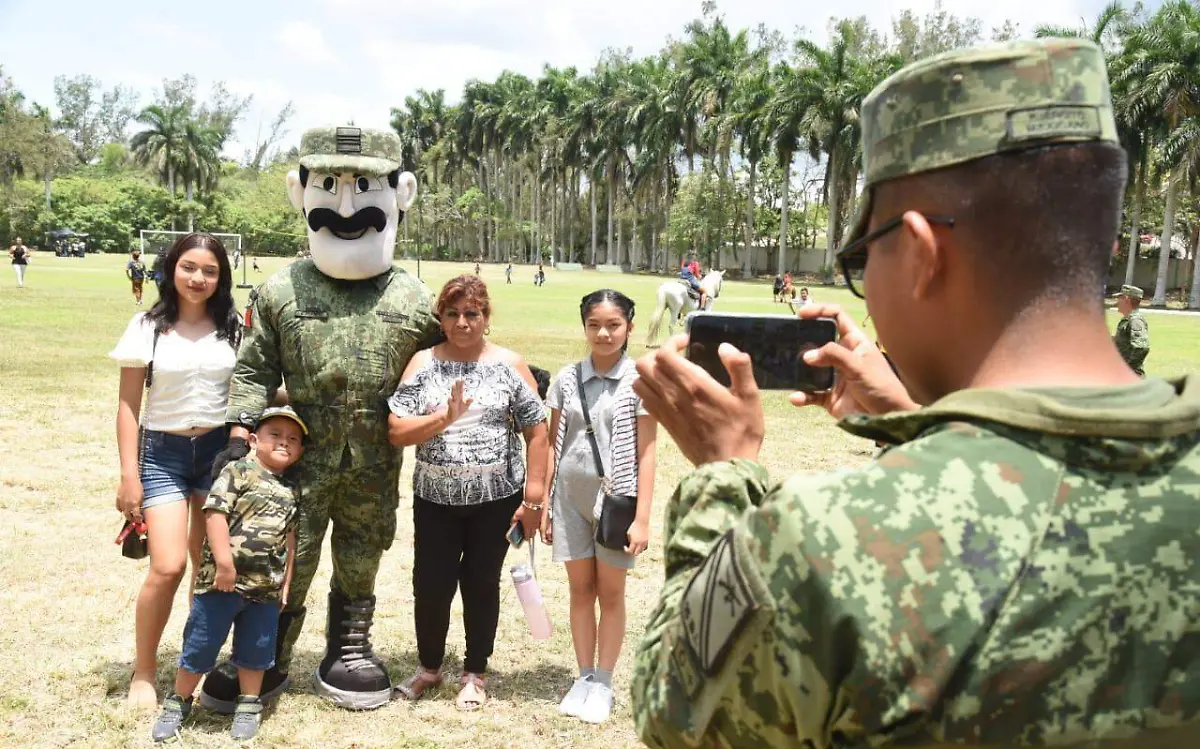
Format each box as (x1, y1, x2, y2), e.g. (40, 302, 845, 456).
(1117, 284, 1144, 301)
(298, 126, 403, 176)
(841, 38, 1119, 252)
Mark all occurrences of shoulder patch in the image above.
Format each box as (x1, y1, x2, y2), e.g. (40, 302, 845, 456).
(681, 530, 761, 677)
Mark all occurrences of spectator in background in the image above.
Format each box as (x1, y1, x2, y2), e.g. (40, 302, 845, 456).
(127, 250, 148, 306)
(9, 236, 29, 288)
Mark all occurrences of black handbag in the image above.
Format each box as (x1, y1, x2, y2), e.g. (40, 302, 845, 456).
(117, 520, 149, 560)
(575, 363, 637, 552)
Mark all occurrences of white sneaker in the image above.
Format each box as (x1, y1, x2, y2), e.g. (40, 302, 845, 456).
(559, 675, 594, 717)
(578, 682, 613, 724)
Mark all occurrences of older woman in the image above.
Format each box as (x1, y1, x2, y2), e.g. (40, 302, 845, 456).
(387, 275, 548, 711)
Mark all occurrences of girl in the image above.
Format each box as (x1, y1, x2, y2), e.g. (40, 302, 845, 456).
(109, 233, 240, 710)
(388, 275, 548, 711)
(542, 289, 657, 724)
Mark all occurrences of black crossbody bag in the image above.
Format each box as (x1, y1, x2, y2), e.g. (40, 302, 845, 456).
(574, 363, 637, 551)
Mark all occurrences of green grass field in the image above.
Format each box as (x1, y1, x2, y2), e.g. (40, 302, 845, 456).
(0, 252, 1196, 748)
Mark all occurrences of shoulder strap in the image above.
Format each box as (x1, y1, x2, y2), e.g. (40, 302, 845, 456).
(145, 328, 161, 390)
(575, 362, 609, 488)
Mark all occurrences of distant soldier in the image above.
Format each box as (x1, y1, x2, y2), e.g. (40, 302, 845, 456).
(1113, 284, 1150, 376)
(630, 39, 1200, 748)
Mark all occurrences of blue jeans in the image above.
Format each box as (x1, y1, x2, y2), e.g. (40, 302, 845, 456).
(139, 427, 228, 508)
(179, 590, 280, 674)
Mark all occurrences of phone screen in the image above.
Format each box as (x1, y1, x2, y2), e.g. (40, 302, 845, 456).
(507, 522, 525, 548)
(686, 313, 837, 391)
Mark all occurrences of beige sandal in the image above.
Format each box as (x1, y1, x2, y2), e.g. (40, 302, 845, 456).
(455, 672, 487, 711)
(395, 668, 442, 701)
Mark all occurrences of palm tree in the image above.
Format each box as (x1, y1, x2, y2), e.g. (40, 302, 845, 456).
(131, 104, 185, 197)
(179, 118, 222, 231)
(1033, 1, 1128, 47)
(731, 51, 772, 275)
(1118, 0, 1200, 306)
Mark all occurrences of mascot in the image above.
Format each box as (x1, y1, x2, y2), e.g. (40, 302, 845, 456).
(200, 126, 441, 711)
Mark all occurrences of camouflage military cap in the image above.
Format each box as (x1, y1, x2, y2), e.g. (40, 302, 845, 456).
(842, 38, 1119, 251)
(257, 405, 309, 436)
(1117, 284, 1144, 301)
(298, 126, 402, 176)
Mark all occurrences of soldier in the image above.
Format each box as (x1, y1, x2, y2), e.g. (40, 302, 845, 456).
(199, 126, 442, 712)
(631, 39, 1200, 747)
(1114, 284, 1150, 376)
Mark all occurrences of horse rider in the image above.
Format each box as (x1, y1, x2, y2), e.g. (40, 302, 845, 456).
(679, 258, 708, 311)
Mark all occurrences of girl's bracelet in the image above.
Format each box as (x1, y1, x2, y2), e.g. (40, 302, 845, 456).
(521, 500, 543, 512)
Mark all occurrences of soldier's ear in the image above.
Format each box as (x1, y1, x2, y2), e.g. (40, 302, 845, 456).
(395, 172, 418, 213)
(287, 170, 304, 212)
(248, 433, 259, 451)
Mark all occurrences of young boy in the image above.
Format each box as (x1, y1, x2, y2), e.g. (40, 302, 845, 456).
(126, 250, 147, 305)
(151, 406, 307, 743)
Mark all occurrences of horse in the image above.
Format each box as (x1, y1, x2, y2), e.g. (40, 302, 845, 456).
(646, 269, 726, 346)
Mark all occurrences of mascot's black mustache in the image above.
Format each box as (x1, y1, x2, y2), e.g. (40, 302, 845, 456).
(307, 206, 388, 236)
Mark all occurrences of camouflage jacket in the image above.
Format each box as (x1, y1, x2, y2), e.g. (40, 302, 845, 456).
(1114, 311, 1150, 376)
(632, 377, 1200, 748)
(226, 260, 441, 470)
(196, 457, 298, 603)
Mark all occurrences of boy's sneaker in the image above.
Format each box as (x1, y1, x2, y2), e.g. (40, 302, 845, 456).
(151, 694, 192, 743)
(579, 682, 614, 724)
(230, 695, 263, 741)
(558, 675, 594, 717)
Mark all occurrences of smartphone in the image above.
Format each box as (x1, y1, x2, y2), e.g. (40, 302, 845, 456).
(506, 522, 526, 548)
(686, 312, 837, 391)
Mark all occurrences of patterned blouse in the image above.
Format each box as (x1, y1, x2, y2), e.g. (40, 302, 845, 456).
(388, 356, 546, 506)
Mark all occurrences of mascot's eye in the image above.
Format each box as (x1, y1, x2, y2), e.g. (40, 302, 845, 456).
(354, 176, 382, 194)
(317, 176, 338, 194)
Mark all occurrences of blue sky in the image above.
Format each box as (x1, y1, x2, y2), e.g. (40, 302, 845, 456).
(0, 0, 1158, 160)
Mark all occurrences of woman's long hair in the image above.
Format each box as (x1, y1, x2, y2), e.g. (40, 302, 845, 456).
(146, 233, 240, 346)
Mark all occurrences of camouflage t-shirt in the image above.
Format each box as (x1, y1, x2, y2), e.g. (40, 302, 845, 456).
(196, 457, 298, 603)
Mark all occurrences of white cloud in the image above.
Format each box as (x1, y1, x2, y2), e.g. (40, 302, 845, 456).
(272, 20, 342, 68)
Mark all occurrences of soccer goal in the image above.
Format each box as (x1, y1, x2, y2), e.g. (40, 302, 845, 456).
(138, 229, 249, 287)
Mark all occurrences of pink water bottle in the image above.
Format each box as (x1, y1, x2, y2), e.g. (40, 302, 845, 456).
(511, 547, 552, 640)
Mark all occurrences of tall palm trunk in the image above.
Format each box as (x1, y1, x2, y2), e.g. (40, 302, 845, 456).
(1152, 170, 1180, 307)
(744, 160, 757, 276)
(606, 154, 616, 264)
(186, 179, 195, 232)
(1124, 152, 1146, 286)
(1189, 230, 1200, 310)
(823, 149, 840, 282)
(590, 175, 598, 265)
(778, 150, 791, 276)
(570, 170, 578, 263)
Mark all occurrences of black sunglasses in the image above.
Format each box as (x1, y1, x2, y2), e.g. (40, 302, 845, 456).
(837, 214, 956, 299)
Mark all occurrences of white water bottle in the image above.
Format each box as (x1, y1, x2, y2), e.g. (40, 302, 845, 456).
(511, 546, 552, 640)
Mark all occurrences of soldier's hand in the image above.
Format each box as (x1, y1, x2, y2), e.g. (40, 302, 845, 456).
(210, 437, 250, 483)
(789, 303, 919, 419)
(442, 380, 474, 427)
(634, 335, 764, 466)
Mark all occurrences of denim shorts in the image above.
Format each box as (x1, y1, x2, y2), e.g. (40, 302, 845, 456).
(179, 590, 280, 673)
(140, 426, 228, 508)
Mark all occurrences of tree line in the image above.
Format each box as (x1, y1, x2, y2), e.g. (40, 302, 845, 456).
(1, 1, 1198, 307)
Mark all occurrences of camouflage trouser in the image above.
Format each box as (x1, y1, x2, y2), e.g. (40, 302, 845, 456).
(277, 459, 401, 672)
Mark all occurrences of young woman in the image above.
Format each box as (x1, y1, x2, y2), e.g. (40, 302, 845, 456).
(542, 289, 657, 724)
(387, 275, 548, 711)
(109, 233, 241, 710)
(9, 237, 29, 287)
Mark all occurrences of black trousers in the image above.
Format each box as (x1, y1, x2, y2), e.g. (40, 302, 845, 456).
(413, 492, 522, 673)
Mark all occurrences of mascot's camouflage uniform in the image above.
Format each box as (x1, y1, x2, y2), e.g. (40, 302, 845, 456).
(201, 127, 440, 711)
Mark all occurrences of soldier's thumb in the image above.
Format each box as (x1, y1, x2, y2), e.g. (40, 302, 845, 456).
(719, 343, 758, 398)
(804, 342, 857, 376)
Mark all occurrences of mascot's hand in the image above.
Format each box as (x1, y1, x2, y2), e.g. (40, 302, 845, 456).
(211, 437, 251, 482)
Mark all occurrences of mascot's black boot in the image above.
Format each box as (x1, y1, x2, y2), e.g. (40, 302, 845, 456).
(314, 590, 392, 710)
(199, 608, 302, 714)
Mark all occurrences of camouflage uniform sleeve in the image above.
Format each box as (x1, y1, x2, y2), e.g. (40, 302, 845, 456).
(633, 459, 840, 748)
(1128, 315, 1149, 356)
(225, 285, 282, 425)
